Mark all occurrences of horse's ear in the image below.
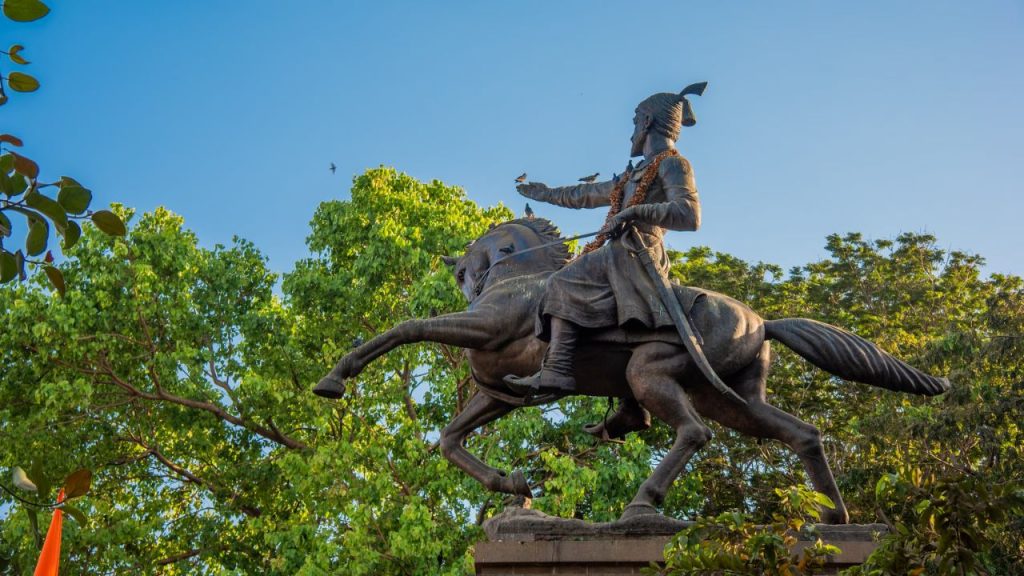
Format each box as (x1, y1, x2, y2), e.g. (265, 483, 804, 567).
(441, 255, 458, 267)
(488, 223, 496, 230)
(498, 243, 515, 255)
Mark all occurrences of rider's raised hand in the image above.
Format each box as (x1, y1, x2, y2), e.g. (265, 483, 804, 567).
(516, 182, 550, 199)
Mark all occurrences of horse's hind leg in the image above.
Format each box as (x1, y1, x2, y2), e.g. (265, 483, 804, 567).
(621, 342, 711, 519)
(690, 342, 850, 524)
(439, 391, 530, 497)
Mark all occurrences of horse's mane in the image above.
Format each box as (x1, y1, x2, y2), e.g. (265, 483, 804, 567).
(490, 217, 570, 269)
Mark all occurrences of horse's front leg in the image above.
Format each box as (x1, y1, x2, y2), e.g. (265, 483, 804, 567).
(313, 311, 498, 398)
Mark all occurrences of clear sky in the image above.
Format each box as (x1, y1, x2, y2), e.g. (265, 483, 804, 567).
(5, 1, 1023, 277)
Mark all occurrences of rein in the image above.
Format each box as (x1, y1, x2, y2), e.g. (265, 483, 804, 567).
(471, 228, 603, 296)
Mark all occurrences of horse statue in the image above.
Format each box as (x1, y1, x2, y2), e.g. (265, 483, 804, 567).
(312, 217, 950, 524)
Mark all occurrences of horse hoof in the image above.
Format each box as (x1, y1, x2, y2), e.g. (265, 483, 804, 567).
(619, 503, 658, 520)
(583, 407, 651, 440)
(312, 375, 346, 399)
(510, 470, 532, 497)
(822, 508, 850, 525)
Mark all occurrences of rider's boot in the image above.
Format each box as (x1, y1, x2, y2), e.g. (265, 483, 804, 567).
(504, 317, 578, 395)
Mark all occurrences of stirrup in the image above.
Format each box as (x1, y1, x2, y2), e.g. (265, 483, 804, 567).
(503, 370, 575, 396)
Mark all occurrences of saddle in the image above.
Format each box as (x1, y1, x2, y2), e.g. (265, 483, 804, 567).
(583, 285, 706, 346)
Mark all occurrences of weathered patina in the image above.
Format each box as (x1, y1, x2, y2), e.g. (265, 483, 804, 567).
(313, 84, 951, 524)
(505, 83, 708, 396)
(313, 215, 950, 524)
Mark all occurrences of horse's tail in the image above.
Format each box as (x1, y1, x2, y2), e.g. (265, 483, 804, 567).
(765, 318, 951, 396)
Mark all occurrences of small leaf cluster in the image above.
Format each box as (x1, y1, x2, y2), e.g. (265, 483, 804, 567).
(649, 485, 841, 576)
(0, 1, 125, 296)
(1, 142, 125, 294)
(0, 462, 91, 552)
(1, 0, 49, 103)
(846, 464, 1024, 575)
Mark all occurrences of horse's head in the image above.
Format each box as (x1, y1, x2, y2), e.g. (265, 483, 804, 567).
(443, 217, 570, 302)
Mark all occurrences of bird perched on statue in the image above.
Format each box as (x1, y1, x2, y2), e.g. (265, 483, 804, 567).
(330, 162, 336, 174)
(515, 172, 527, 183)
(578, 172, 599, 183)
(525, 203, 535, 220)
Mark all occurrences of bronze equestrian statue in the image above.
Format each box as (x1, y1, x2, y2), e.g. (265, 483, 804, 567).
(313, 86, 951, 524)
(505, 82, 709, 398)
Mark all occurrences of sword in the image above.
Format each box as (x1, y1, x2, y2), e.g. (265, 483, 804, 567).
(629, 228, 747, 406)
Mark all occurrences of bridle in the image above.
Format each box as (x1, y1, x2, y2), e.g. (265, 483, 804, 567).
(470, 228, 603, 297)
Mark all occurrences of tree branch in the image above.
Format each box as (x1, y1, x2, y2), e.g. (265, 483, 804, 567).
(128, 436, 262, 518)
(85, 354, 308, 450)
(155, 545, 220, 566)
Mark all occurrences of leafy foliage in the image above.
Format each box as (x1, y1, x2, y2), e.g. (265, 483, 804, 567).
(0, 168, 1021, 573)
(0, 1, 125, 297)
(649, 486, 841, 576)
(846, 465, 1024, 575)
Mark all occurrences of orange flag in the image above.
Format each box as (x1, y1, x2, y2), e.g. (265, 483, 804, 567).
(34, 489, 64, 576)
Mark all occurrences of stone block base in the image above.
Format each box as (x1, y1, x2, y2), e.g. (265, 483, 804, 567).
(475, 507, 884, 575)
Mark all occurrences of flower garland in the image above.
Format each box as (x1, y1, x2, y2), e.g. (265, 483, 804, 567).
(578, 148, 679, 256)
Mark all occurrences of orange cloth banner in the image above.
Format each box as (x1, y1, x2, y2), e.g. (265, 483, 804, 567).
(34, 489, 64, 576)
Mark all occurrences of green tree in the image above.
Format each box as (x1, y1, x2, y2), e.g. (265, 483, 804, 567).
(1, 168, 512, 573)
(1, 167, 1021, 574)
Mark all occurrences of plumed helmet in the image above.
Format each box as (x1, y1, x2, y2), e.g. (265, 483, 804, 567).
(636, 82, 708, 140)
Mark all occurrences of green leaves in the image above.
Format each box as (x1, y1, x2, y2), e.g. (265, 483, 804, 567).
(2, 0, 50, 22)
(2, 170, 28, 196)
(6, 71, 39, 92)
(25, 215, 47, 255)
(26, 190, 67, 232)
(0, 138, 116, 293)
(8, 44, 28, 65)
(659, 486, 842, 575)
(61, 504, 87, 525)
(854, 465, 1024, 575)
(90, 209, 126, 236)
(61, 219, 80, 249)
(57, 176, 92, 214)
(0, 164, 1020, 572)
(43, 264, 63, 295)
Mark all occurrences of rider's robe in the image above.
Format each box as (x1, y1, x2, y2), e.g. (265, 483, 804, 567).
(527, 153, 701, 339)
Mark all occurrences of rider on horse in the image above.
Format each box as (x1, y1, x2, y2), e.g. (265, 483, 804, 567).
(505, 83, 708, 395)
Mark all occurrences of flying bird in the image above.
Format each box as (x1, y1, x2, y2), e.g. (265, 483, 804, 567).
(525, 203, 535, 219)
(329, 162, 336, 174)
(515, 172, 527, 183)
(578, 172, 599, 183)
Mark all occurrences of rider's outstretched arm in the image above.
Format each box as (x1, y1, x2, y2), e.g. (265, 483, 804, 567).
(616, 155, 701, 231)
(518, 179, 615, 209)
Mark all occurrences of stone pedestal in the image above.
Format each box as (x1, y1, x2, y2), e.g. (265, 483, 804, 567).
(476, 508, 885, 575)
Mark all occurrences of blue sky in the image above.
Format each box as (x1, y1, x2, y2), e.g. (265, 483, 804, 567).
(5, 1, 1023, 277)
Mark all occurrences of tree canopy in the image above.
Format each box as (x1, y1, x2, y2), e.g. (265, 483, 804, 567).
(1, 167, 1021, 574)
